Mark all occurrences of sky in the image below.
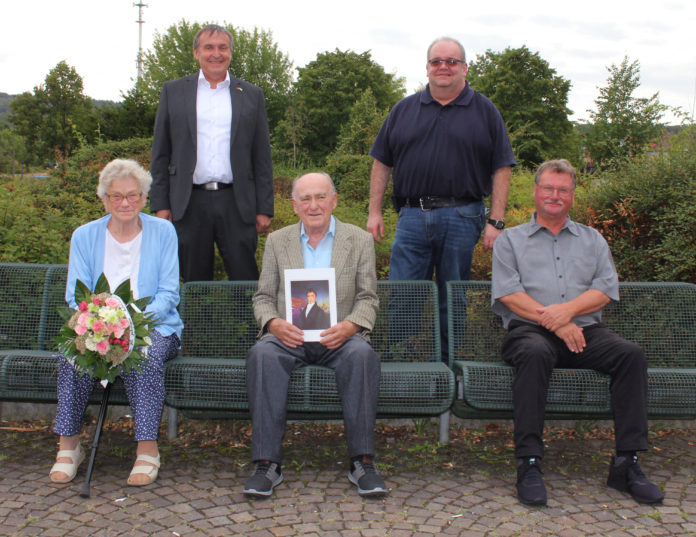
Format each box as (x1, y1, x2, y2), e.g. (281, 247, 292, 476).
(1, 0, 694, 123)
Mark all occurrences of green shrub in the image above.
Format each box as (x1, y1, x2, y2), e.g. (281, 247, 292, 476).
(574, 126, 696, 282)
(0, 138, 153, 265)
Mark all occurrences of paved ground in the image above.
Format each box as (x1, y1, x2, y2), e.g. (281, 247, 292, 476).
(1, 416, 695, 537)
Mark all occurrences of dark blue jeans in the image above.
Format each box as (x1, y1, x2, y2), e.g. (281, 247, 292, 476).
(389, 202, 486, 360)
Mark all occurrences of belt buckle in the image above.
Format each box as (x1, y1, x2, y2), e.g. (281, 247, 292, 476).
(205, 182, 220, 191)
(419, 197, 432, 211)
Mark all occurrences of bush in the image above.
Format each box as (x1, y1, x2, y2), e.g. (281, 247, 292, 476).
(0, 138, 153, 265)
(574, 126, 696, 282)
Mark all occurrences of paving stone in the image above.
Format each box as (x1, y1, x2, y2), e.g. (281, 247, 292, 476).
(3, 424, 696, 537)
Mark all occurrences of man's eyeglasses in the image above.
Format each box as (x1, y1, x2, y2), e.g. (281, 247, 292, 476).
(428, 58, 466, 67)
(537, 185, 574, 196)
(106, 192, 142, 204)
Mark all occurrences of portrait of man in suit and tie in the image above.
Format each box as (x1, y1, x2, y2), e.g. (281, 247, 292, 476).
(149, 24, 274, 282)
(296, 287, 330, 331)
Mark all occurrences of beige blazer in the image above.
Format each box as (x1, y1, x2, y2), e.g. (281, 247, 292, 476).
(252, 219, 379, 339)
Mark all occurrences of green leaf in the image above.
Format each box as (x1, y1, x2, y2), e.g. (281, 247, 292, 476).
(94, 273, 110, 294)
(133, 296, 151, 311)
(74, 279, 92, 303)
(114, 279, 132, 303)
(56, 306, 76, 322)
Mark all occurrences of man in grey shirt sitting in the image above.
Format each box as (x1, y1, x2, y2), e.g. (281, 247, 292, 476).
(491, 159, 663, 507)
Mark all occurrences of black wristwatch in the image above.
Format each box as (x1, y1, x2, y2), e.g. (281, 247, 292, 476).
(487, 218, 505, 230)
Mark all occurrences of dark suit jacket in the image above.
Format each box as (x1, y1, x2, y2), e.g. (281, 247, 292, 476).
(149, 73, 274, 224)
(298, 303, 330, 330)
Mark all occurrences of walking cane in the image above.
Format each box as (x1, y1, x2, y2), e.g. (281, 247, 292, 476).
(80, 381, 112, 498)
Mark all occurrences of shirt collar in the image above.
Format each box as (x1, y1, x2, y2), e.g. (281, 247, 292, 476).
(527, 212, 580, 236)
(420, 82, 473, 106)
(300, 215, 336, 241)
(197, 70, 231, 89)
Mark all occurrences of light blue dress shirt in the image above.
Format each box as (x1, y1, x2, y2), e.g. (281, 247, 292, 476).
(300, 216, 336, 269)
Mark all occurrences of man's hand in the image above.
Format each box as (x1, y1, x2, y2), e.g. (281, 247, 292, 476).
(256, 214, 271, 234)
(319, 321, 360, 350)
(156, 209, 172, 222)
(482, 224, 503, 250)
(366, 213, 385, 243)
(554, 323, 586, 353)
(536, 303, 574, 332)
(267, 318, 304, 348)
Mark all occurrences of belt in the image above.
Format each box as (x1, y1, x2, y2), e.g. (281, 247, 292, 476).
(193, 182, 232, 191)
(401, 196, 480, 210)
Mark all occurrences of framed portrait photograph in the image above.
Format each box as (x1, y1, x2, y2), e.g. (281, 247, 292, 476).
(284, 268, 337, 342)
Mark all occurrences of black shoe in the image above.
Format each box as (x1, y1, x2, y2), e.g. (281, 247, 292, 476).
(607, 455, 664, 504)
(516, 457, 547, 506)
(348, 460, 387, 496)
(243, 461, 283, 497)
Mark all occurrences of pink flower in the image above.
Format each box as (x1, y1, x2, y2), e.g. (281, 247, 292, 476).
(75, 324, 87, 336)
(105, 297, 119, 308)
(77, 313, 91, 327)
(95, 340, 109, 355)
(92, 297, 101, 306)
(78, 301, 88, 312)
(92, 320, 105, 333)
(110, 323, 125, 339)
(120, 318, 130, 328)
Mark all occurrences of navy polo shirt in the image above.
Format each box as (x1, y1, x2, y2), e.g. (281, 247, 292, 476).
(370, 83, 516, 199)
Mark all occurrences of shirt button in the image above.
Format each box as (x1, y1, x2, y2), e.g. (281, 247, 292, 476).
(559, 275, 563, 278)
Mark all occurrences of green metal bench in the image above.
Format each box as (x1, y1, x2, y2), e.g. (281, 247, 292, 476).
(447, 281, 696, 419)
(0, 263, 129, 406)
(165, 280, 455, 442)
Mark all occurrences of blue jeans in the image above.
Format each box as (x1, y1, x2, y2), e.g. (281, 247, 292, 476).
(389, 202, 486, 360)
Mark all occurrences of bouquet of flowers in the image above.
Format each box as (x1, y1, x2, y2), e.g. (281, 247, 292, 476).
(57, 273, 159, 383)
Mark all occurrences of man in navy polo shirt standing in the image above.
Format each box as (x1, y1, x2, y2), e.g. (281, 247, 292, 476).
(367, 36, 516, 359)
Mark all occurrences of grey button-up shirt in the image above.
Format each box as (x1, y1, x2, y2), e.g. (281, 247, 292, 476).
(491, 214, 619, 329)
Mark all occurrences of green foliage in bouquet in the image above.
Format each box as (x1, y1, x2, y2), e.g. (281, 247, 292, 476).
(56, 273, 160, 383)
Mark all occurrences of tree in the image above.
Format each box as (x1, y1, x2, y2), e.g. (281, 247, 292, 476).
(98, 79, 158, 141)
(467, 46, 574, 167)
(334, 88, 388, 156)
(8, 61, 96, 164)
(0, 128, 29, 173)
(586, 56, 667, 169)
(272, 94, 309, 169)
(293, 49, 405, 162)
(141, 20, 293, 130)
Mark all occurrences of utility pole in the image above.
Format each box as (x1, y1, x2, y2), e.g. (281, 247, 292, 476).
(134, 2, 148, 80)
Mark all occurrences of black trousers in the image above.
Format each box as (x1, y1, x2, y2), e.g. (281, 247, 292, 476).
(502, 322, 649, 458)
(174, 187, 259, 282)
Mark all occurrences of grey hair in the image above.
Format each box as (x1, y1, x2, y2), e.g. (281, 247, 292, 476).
(535, 159, 577, 188)
(291, 172, 337, 200)
(97, 159, 152, 198)
(193, 24, 233, 51)
(427, 37, 466, 63)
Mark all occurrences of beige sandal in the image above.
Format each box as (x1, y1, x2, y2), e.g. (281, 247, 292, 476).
(127, 453, 160, 486)
(49, 444, 85, 483)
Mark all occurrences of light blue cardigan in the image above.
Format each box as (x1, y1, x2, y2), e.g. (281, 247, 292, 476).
(66, 213, 183, 338)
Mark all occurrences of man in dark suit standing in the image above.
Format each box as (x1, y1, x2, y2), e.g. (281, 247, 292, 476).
(297, 288, 330, 330)
(150, 24, 274, 282)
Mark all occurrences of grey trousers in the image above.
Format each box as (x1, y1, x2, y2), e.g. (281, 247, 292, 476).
(246, 335, 380, 463)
